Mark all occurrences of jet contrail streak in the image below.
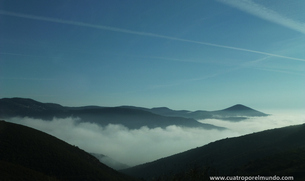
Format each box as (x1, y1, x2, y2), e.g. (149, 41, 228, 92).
(1, 10, 305, 62)
(217, 0, 305, 35)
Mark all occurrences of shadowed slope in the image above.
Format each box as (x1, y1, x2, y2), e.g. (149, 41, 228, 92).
(0, 120, 136, 181)
(122, 123, 305, 180)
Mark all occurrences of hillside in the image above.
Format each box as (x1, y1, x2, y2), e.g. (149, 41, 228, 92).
(122, 104, 268, 121)
(121, 123, 305, 180)
(0, 120, 136, 181)
(0, 97, 225, 130)
(210, 104, 268, 120)
(91, 153, 130, 170)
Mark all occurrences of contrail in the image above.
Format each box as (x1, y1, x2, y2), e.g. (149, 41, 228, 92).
(1, 10, 305, 62)
(0, 77, 55, 81)
(217, 0, 305, 35)
(254, 67, 305, 76)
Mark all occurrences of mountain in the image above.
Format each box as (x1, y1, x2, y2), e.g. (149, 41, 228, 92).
(0, 97, 69, 119)
(0, 98, 225, 130)
(211, 104, 268, 117)
(121, 123, 305, 180)
(91, 153, 130, 170)
(70, 106, 223, 130)
(0, 120, 136, 181)
(0, 98, 268, 130)
(122, 104, 268, 121)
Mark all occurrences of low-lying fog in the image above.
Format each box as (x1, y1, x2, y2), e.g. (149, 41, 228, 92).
(7, 112, 305, 167)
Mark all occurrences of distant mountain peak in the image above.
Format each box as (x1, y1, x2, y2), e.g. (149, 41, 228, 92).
(215, 104, 268, 118)
(151, 107, 171, 111)
(224, 104, 253, 111)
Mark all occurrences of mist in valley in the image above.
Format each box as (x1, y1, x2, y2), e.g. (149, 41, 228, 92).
(7, 112, 305, 167)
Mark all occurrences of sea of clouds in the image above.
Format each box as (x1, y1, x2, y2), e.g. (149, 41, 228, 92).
(6, 112, 305, 167)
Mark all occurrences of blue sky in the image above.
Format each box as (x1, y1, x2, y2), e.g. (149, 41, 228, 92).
(1, 0, 304, 111)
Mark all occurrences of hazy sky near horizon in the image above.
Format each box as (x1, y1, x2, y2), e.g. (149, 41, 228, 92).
(1, 0, 304, 111)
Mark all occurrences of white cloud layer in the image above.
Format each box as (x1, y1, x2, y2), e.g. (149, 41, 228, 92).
(6, 112, 305, 167)
(199, 112, 305, 135)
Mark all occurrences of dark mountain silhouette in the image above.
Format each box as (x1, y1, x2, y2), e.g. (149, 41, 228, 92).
(91, 153, 130, 170)
(0, 120, 136, 181)
(121, 123, 305, 180)
(120, 105, 213, 120)
(0, 98, 225, 130)
(0, 98, 69, 119)
(211, 104, 268, 117)
(71, 106, 223, 129)
(149, 107, 191, 117)
(124, 104, 268, 122)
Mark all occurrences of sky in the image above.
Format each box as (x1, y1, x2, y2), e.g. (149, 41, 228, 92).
(1, 0, 305, 111)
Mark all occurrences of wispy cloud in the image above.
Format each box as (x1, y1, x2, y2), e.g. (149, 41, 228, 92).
(0, 77, 55, 81)
(0, 52, 58, 58)
(217, 0, 305, 35)
(148, 55, 304, 89)
(151, 56, 272, 88)
(1, 10, 305, 62)
(242, 56, 305, 76)
(253, 67, 305, 76)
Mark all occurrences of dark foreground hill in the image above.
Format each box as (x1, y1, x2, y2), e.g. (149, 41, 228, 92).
(0, 97, 224, 130)
(90, 153, 130, 170)
(0, 120, 136, 181)
(122, 123, 305, 180)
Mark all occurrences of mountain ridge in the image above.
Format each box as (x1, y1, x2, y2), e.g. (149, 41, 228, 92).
(118, 102, 268, 121)
(0, 97, 225, 130)
(0, 97, 269, 130)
